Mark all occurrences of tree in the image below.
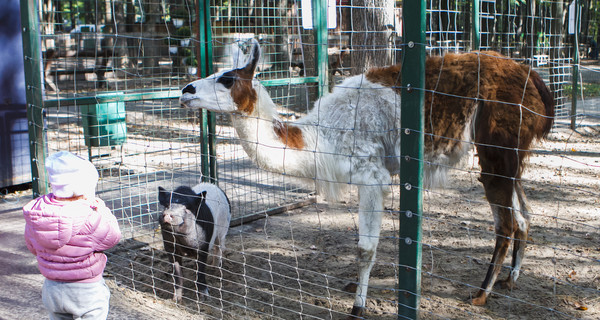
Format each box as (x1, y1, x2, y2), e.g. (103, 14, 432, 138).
(349, 0, 395, 75)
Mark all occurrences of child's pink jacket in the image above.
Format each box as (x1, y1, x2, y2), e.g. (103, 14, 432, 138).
(23, 194, 121, 283)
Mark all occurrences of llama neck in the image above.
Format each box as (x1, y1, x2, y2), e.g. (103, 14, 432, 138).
(230, 84, 316, 178)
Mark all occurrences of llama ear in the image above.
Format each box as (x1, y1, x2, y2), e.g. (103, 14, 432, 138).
(241, 39, 260, 76)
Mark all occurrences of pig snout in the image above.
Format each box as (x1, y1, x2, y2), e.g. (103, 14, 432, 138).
(162, 213, 173, 224)
(160, 206, 187, 226)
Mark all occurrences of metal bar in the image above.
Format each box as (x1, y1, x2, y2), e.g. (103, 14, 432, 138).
(42, 77, 314, 108)
(197, 0, 216, 183)
(312, 0, 329, 96)
(398, 0, 426, 319)
(261, 77, 319, 86)
(229, 197, 316, 227)
(472, 0, 480, 50)
(202, 1, 217, 184)
(44, 90, 182, 107)
(571, 0, 580, 130)
(198, 0, 213, 78)
(20, 0, 48, 197)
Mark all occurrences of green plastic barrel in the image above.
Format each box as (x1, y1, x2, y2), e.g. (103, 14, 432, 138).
(81, 93, 127, 147)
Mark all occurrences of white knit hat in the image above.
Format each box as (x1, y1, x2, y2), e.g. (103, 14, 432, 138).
(45, 151, 99, 198)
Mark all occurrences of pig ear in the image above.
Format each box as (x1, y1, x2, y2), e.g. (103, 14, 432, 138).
(158, 186, 170, 207)
(194, 190, 208, 206)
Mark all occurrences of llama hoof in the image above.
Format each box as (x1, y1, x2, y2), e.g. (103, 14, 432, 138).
(470, 294, 488, 306)
(346, 305, 364, 319)
(495, 278, 516, 290)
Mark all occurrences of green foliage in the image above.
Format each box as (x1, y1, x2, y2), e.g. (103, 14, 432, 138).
(177, 47, 197, 66)
(179, 48, 192, 57)
(164, 37, 179, 46)
(175, 26, 191, 38)
(170, 7, 189, 20)
(186, 57, 198, 67)
(564, 82, 600, 97)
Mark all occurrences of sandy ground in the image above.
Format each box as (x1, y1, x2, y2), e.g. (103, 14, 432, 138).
(0, 190, 202, 320)
(3, 117, 598, 320)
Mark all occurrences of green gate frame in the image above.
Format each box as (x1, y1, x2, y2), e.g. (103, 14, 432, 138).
(20, 0, 331, 194)
(20, 0, 425, 318)
(20, 0, 47, 197)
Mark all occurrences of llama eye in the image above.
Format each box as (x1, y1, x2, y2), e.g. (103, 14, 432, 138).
(217, 71, 236, 89)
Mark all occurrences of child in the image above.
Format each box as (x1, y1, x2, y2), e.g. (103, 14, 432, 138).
(23, 151, 121, 320)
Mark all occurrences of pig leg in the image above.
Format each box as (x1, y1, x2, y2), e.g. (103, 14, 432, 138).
(210, 238, 224, 267)
(195, 249, 210, 300)
(168, 253, 184, 303)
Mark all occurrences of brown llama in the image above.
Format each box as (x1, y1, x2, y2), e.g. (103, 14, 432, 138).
(179, 40, 554, 317)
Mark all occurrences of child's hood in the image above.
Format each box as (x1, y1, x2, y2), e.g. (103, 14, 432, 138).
(23, 195, 88, 250)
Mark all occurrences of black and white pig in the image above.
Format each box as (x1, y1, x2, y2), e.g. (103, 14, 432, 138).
(158, 183, 231, 302)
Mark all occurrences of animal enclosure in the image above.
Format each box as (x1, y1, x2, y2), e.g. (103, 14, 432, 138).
(19, 0, 600, 319)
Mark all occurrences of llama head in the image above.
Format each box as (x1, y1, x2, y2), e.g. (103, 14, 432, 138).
(179, 39, 261, 114)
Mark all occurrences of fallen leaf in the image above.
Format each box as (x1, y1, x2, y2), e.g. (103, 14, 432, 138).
(573, 300, 588, 311)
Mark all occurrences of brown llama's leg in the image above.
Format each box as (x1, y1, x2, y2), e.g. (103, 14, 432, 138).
(496, 181, 531, 290)
(471, 173, 517, 305)
(469, 88, 541, 305)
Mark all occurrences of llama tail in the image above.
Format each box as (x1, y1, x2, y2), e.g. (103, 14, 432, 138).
(529, 69, 555, 138)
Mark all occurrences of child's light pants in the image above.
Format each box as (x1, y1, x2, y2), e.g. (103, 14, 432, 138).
(42, 278, 110, 320)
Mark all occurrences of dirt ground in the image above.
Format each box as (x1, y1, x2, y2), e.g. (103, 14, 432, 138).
(103, 118, 599, 320)
(2, 119, 598, 320)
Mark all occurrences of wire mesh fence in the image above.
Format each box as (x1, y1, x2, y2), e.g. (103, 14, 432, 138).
(20, 0, 600, 319)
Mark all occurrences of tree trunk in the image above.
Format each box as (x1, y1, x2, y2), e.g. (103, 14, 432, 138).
(523, 0, 537, 59)
(125, 0, 139, 70)
(96, 0, 115, 85)
(140, 1, 164, 75)
(349, 0, 395, 75)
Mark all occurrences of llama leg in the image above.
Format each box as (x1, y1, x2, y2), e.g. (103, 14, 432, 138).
(497, 181, 531, 290)
(472, 176, 516, 306)
(350, 185, 385, 318)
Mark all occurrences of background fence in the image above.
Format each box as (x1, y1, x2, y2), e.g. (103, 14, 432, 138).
(20, 0, 600, 319)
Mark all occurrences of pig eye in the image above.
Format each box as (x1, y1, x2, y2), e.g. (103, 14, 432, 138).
(169, 197, 185, 205)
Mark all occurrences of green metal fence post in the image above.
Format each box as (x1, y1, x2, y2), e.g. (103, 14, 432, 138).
(20, 0, 49, 197)
(398, 0, 425, 319)
(312, 0, 329, 96)
(472, 0, 480, 51)
(197, 0, 217, 183)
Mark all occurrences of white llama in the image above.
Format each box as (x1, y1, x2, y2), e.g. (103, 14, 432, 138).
(179, 39, 554, 317)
